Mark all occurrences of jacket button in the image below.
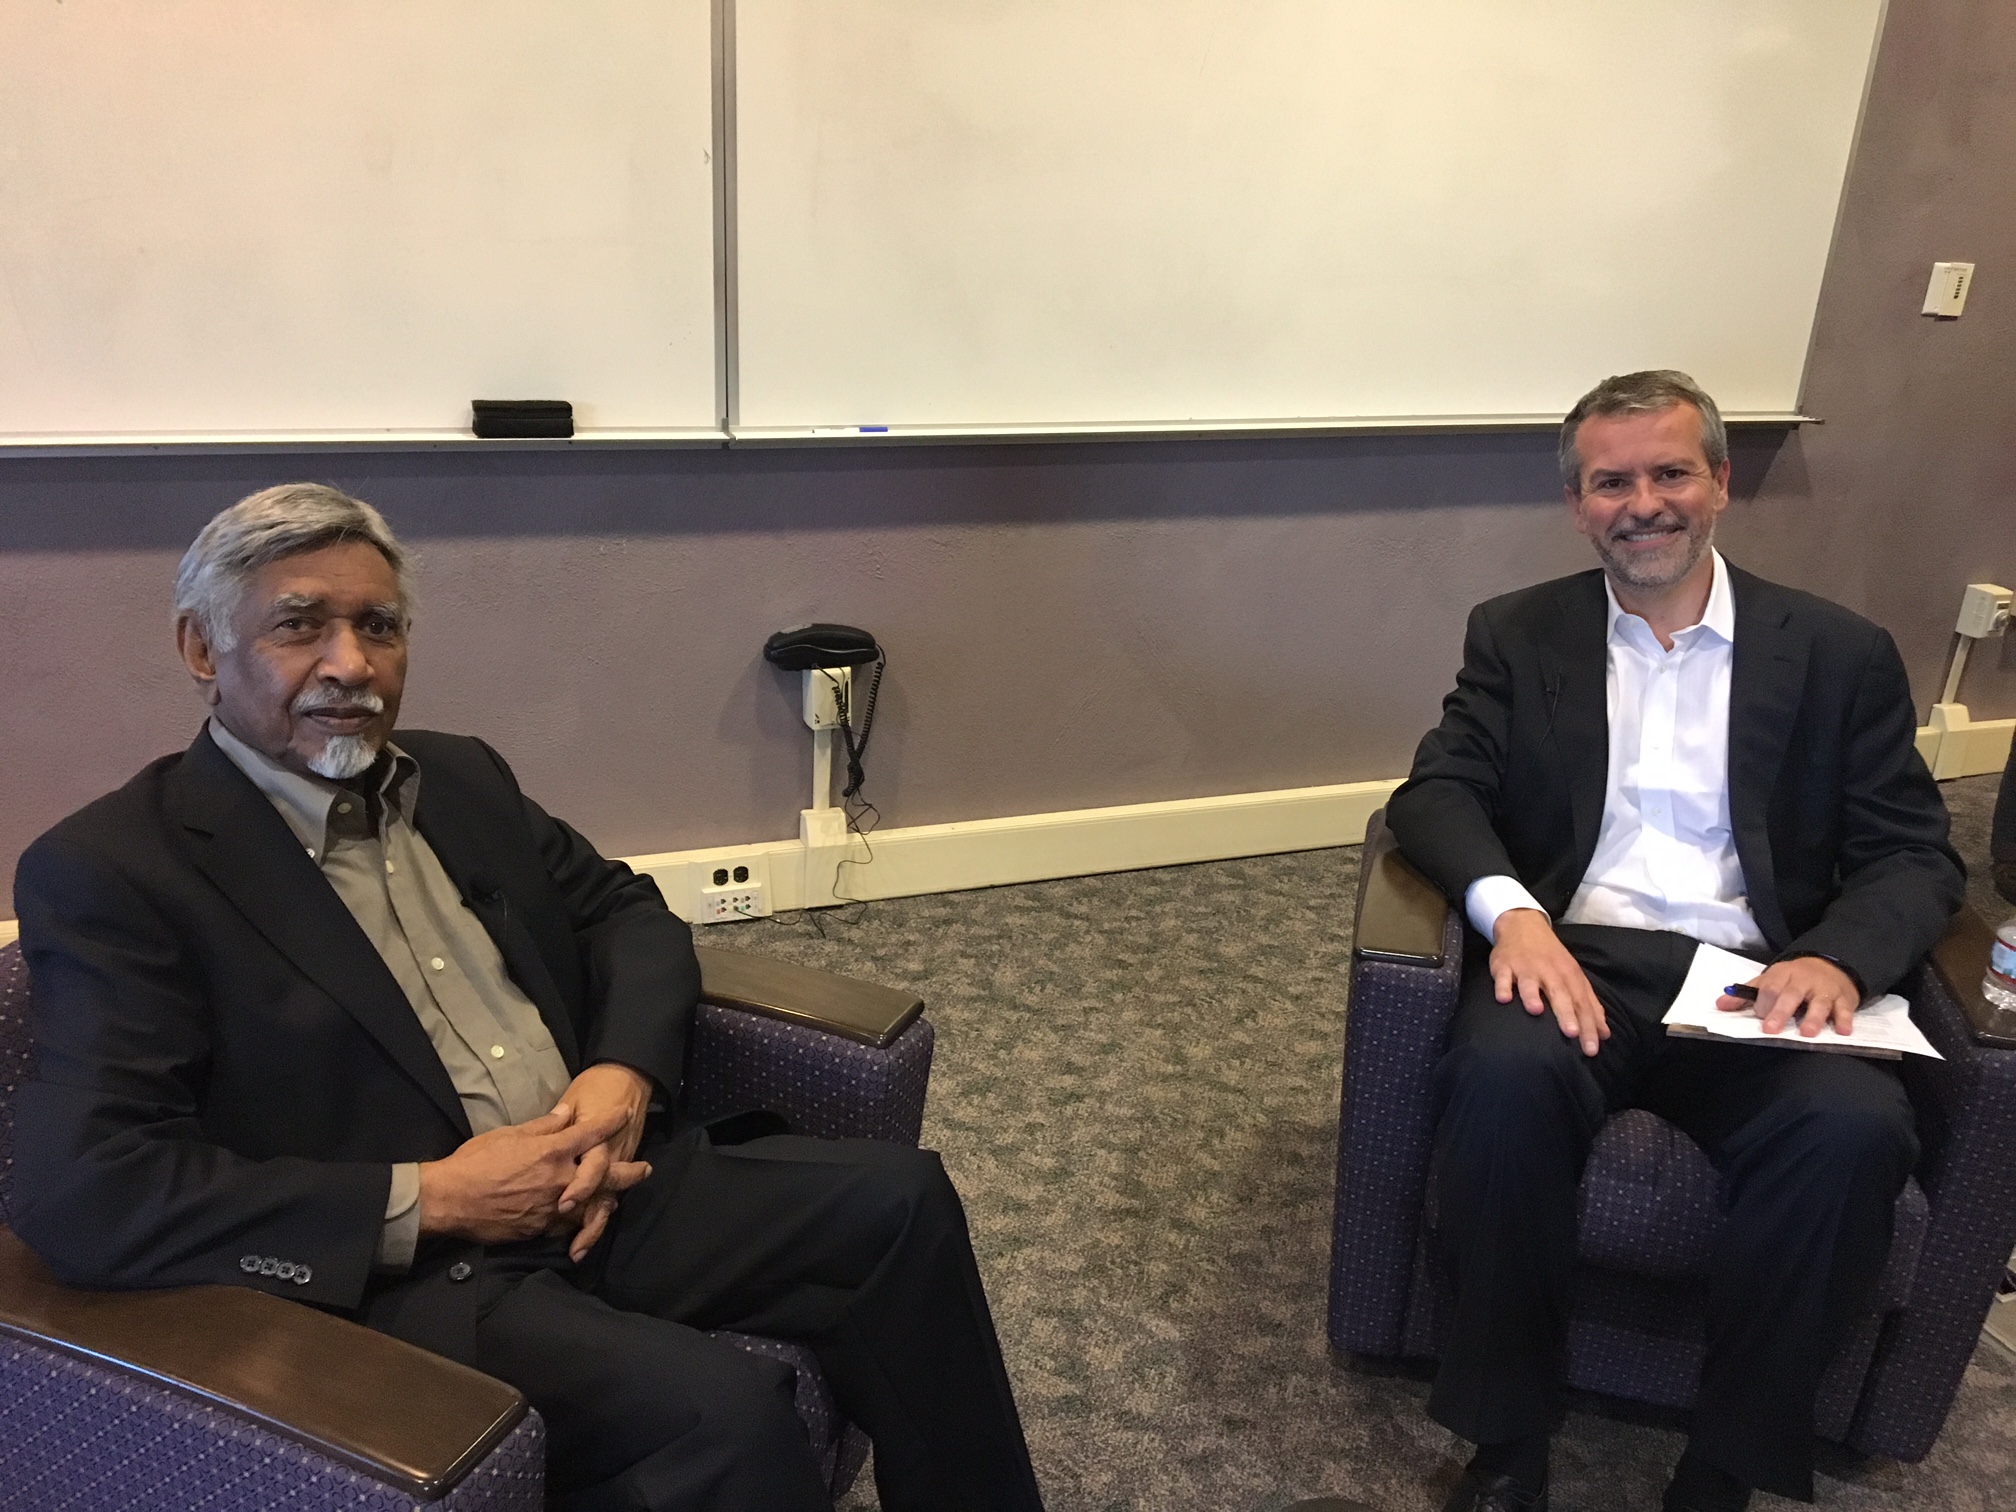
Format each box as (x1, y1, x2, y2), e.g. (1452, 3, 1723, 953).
(448, 1261, 473, 1282)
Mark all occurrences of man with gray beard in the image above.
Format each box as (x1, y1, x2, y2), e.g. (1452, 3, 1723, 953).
(1384, 373, 1961, 1512)
(10, 485, 1043, 1512)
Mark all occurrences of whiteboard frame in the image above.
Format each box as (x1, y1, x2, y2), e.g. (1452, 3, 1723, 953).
(0, 412, 1813, 456)
(0, 0, 1868, 454)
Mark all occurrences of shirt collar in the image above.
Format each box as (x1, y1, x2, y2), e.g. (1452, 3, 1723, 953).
(208, 716, 417, 858)
(1603, 548, 1735, 649)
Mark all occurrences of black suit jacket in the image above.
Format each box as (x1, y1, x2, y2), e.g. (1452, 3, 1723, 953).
(10, 727, 699, 1363)
(1386, 565, 1963, 997)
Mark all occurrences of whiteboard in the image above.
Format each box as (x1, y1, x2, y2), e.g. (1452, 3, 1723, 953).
(0, 0, 719, 442)
(731, 0, 1885, 435)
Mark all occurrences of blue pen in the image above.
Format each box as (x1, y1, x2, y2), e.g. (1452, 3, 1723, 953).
(1723, 983, 1760, 1001)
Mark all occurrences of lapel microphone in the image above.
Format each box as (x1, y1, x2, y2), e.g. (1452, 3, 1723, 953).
(465, 871, 505, 909)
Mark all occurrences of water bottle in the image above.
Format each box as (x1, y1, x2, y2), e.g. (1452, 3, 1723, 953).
(1987, 915, 2016, 1013)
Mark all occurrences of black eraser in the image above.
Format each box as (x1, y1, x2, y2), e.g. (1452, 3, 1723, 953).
(472, 400, 574, 439)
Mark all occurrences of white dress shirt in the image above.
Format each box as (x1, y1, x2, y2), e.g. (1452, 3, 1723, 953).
(1465, 550, 1767, 952)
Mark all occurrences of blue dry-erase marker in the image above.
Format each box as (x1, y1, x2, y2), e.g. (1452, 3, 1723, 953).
(858, 425, 888, 433)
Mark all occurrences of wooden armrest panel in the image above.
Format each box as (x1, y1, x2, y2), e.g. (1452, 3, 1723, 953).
(1355, 843, 1450, 967)
(1928, 907, 2016, 1050)
(0, 1230, 524, 1500)
(695, 944, 924, 1048)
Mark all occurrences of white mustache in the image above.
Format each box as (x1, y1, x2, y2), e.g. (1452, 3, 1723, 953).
(292, 686, 385, 716)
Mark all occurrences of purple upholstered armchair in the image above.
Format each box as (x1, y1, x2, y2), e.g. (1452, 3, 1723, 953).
(0, 937, 933, 1510)
(1328, 809, 2016, 1464)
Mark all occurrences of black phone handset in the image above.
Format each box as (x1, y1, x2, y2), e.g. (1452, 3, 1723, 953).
(762, 624, 886, 798)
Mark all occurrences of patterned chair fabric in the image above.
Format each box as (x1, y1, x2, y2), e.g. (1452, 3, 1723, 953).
(1327, 813, 2016, 1464)
(0, 939, 929, 1505)
(684, 998, 935, 1146)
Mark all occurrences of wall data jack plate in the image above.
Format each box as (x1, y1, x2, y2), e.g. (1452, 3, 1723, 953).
(802, 666, 851, 730)
(699, 882, 768, 922)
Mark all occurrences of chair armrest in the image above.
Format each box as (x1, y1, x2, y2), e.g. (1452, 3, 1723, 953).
(1355, 830, 1452, 966)
(0, 1228, 528, 1500)
(1328, 810, 1466, 1357)
(685, 947, 936, 1145)
(1927, 906, 2016, 1049)
(695, 944, 923, 1047)
(1856, 916, 2016, 1456)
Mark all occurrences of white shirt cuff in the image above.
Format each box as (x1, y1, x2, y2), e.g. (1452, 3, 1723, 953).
(1465, 875, 1547, 942)
(376, 1162, 421, 1273)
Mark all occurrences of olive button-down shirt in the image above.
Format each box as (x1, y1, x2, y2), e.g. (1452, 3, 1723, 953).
(209, 719, 572, 1270)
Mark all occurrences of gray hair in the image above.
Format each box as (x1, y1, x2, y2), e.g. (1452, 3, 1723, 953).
(1559, 370, 1729, 492)
(173, 484, 413, 653)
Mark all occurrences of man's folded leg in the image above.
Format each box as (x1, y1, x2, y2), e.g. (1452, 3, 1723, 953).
(1427, 926, 1696, 1508)
(590, 1128, 1044, 1512)
(1645, 1040, 1919, 1502)
(470, 1261, 833, 1512)
(1428, 928, 1678, 1442)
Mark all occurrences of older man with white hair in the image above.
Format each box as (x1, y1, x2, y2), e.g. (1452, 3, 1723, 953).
(10, 484, 1044, 1512)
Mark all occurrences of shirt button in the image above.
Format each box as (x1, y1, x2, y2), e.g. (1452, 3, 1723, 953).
(336, 801, 352, 814)
(429, 957, 446, 971)
(490, 1045, 506, 1060)
(385, 860, 396, 875)
(305, 847, 316, 858)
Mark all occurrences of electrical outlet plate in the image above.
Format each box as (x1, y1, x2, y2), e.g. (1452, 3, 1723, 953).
(1922, 261, 1974, 318)
(691, 853, 773, 924)
(1956, 582, 2012, 638)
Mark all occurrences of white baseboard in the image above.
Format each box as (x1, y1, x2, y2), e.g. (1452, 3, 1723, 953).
(630, 778, 1405, 923)
(0, 779, 1398, 944)
(6, 713, 2011, 944)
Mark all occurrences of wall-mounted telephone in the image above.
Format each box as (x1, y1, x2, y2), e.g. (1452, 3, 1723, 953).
(763, 624, 884, 799)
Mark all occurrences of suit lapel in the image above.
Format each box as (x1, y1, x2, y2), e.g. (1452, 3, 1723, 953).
(1727, 570, 1805, 947)
(167, 730, 470, 1134)
(1541, 574, 1612, 876)
(409, 779, 583, 1071)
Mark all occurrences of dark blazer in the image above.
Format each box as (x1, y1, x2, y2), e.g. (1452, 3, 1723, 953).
(1387, 564, 1964, 997)
(10, 727, 699, 1364)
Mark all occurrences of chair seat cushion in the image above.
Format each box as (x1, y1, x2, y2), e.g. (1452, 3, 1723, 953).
(713, 1332, 870, 1497)
(1575, 1109, 1929, 1310)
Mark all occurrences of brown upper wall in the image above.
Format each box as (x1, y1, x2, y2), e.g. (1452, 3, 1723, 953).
(2, 0, 2012, 898)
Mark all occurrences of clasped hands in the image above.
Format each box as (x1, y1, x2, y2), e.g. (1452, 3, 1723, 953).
(416, 1062, 655, 1263)
(1490, 908, 1860, 1057)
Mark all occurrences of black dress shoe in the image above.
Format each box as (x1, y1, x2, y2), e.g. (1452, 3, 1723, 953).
(1441, 1469, 1548, 1512)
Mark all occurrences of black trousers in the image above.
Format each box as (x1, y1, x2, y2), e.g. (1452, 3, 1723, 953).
(468, 1128, 1044, 1512)
(1426, 925, 1918, 1502)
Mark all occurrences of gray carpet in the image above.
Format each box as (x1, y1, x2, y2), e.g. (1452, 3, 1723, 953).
(708, 773, 2015, 1512)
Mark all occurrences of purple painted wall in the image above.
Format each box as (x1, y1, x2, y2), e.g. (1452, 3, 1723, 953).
(3, 0, 2013, 906)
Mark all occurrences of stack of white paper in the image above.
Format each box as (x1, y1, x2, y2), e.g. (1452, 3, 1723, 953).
(1662, 942, 1943, 1061)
